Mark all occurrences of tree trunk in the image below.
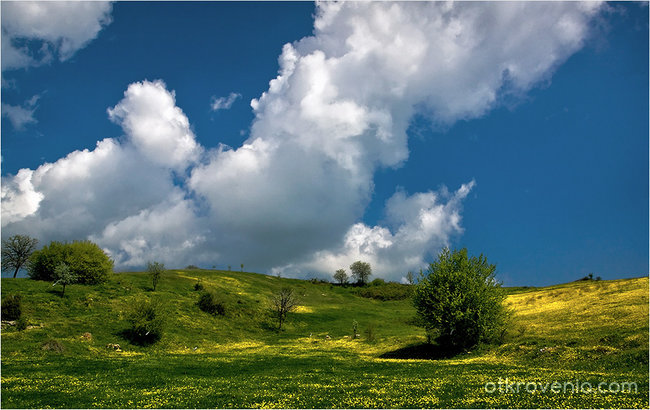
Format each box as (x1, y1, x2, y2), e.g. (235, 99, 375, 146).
(13, 267, 19, 278)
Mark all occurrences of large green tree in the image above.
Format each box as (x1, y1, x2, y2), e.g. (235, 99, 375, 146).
(413, 248, 509, 351)
(350, 261, 372, 285)
(28, 240, 113, 284)
(2, 235, 38, 278)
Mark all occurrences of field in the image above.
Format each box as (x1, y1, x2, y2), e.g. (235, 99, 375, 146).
(1, 270, 648, 408)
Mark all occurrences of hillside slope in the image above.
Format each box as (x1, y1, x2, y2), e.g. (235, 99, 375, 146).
(1, 270, 648, 408)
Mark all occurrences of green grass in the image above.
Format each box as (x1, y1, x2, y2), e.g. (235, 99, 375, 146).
(1, 270, 648, 408)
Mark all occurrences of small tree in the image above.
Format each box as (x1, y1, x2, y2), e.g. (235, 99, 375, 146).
(240, 263, 244, 272)
(406, 271, 415, 285)
(271, 287, 298, 330)
(413, 248, 509, 352)
(350, 261, 372, 285)
(2, 235, 38, 278)
(333, 269, 349, 285)
(352, 319, 359, 339)
(147, 261, 165, 291)
(53, 263, 77, 296)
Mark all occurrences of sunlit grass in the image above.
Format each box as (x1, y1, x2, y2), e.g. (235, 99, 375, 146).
(1, 271, 647, 408)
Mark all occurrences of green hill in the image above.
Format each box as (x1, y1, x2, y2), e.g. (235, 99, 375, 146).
(1, 270, 648, 408)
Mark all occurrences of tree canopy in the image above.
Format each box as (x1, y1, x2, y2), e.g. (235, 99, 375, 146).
(28, 240, 113, 284)
(350, 261, 372, 285)
(413, 248, 509, 351)
(333, 269, 349, 285)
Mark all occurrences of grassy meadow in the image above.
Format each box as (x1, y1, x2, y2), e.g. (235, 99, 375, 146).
(1, 270, 648, 408)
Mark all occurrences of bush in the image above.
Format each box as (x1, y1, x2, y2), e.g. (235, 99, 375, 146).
(194, 280, 204, 291)
(356, 282, 413, 301)
(413, 248, 509, 352)
(28, 240, 113, 284)
(16, 316, 28, 331)
(198, 290, 226, 316)
(1, 293, 22, 320)
(124, 297, 166, 345)
(369, 278, 386, 286)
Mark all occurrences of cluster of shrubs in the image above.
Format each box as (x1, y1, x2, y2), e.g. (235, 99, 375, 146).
(355, 279, 414, 301)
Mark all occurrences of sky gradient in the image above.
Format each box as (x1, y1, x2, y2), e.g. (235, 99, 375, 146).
(2, 1, 648, 286)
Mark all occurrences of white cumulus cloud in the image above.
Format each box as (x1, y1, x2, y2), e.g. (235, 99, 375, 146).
(1, 1, 113, 71)
(273, 181, 476, 281)
(1, 81, 205, 267)
(108, 80, 202, 172)
(1, 2, 604, 278)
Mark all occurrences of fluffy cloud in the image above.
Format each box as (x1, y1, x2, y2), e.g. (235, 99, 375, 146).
(1, 81, 204, 267)
(89, 192, 209, 268)
(2, 2, 604, 278)
(191, 1, 603, 276)
(210, 92, 242, 111)
(273, 181, 475, 281)
(1, 168, 43, 225)
(1, 1, 113, 70)
(108, 80, 202, 172)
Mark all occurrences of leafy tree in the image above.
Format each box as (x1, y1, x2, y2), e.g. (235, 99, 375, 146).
(350, 261, 372, 285)
(28, 240, 113, 284)
(53, 263, 77, 296)
(333, 269, 349, 285)
(413, 248, 509, 351)
(2, 235, 38, 278)
(240, 263, 244, 272)
(147, 261, 165, 291)
(271, 287, 299, 330)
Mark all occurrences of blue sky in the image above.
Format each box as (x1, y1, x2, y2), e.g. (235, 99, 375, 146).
(2, 1, 647, 286)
